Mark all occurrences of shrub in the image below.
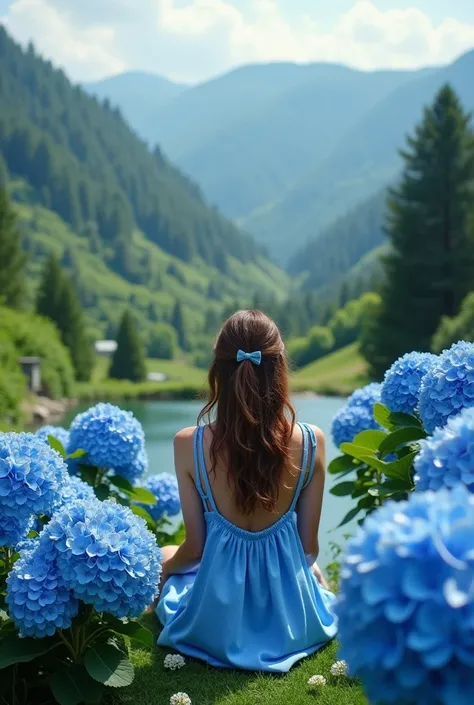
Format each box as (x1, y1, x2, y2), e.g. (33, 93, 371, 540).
(287, 327, 334, 368)
(432, 291, 474, 353)
(148, 322, 177, 360)
(0, 332, 24, 427)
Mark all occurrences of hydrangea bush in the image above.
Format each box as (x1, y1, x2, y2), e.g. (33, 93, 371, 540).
(336, 487, 474, 705)
(141, 473, 181, 521)
(381, 351, 437, 414)
(331, 383, 381, 446)
(418, 341, 474, 433)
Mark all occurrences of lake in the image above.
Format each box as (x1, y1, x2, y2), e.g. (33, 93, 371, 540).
(63, 396, 351, 568)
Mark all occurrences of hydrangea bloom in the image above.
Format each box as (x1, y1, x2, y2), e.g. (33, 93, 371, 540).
(0, 433, 68, 521)
(0, 513, 33, 548)
(331, 405, 381, 447)
(59, 475, 97, 506)
(45, 499, 161, 617)
(336, 486, 474, 705)
(113, 448, 148, 483)
(418, 341, 474, 433)
(414, 407, 474, 492)
(69, 403, 145, 471)
(6, 538, 78, 637)
(347, 382, 381, 411)
(381, 352, 437, 414)
(35, 425, 70, 451)
(141, 473, 181, 521)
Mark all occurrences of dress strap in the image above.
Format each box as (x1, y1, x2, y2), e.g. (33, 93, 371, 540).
(289, 422, 310, 511)
(301, 423, 318, 490)
(194, 426, 218, 513)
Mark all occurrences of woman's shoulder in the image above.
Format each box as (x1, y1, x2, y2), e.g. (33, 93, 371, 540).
(293, 422, 325, 442)
(174, 425, 198, 446)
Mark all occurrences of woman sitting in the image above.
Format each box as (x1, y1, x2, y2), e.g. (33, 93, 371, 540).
(157, 310, 337, 671)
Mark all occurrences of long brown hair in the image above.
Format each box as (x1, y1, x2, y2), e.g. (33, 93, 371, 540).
(198, 310, 296, 514)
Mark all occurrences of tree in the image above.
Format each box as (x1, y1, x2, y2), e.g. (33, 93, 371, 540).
(109, 310, 146, 382)
(364, 85, 474, 377)
(36, 253, 93, 381)
(55, 277, 94, 382)
(171, 300, 188, 351)
(0, 185, 26, 308)
(147, 323, 177, 360)
(432, 291, 474, 353)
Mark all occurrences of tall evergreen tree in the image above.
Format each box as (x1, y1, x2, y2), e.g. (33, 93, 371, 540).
(55, 277, 94, 382)
(365, 85, 474, 377)
(36, 253, 93, 381)
(0, 185, 26, 308)
(109, 310, 146, 382)
(171, 300, 188, 351)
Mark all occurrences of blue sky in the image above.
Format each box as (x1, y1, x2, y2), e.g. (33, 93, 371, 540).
(1, 1, 474, 83)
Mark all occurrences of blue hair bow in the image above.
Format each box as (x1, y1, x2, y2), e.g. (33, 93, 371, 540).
(236, 349, 262, 366)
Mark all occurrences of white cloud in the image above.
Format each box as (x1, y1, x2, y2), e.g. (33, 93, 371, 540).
(3, 0, 474, 83)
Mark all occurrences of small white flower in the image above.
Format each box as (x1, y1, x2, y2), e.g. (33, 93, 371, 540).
(307, 674, 327, 688)
(330, 660, 348, 677)
(170, 693, 191, 705)
(164, 653, 186, 670)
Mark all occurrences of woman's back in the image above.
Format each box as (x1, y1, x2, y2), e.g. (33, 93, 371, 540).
(156, 310, 337, 671)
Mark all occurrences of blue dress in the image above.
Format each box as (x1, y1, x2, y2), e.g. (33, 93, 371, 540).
(157, 423, 337, 672)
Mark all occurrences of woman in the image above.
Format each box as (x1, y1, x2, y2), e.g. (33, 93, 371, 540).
(157, 310, 337, 671)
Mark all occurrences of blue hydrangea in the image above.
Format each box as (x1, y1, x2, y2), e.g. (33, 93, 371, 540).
(69, 403, 145, 471)
(418, 341, 474, 433)
(347, 383, 382, 411)
(6, 538, 78, 638)
(0, 432, 68, 521)
(58, 475, 97, 506)
(414, 407, 474, 492)
(45, 499, 162, 617)
(381, 352, 438, 415)
(331, 405, 380, 447)
(35, 425, 70, 451)
(0, 513, 33, 549)
(112, 448, 148, 483)
(336, 486, 474, 705)
(141, 473, 181, 521)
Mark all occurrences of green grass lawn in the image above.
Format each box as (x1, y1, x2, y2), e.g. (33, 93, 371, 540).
(112, 616, 367, 705)
(291, 344, 368, 396)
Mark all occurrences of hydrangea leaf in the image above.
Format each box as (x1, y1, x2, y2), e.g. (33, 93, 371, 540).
(47, 435, 67, 458)
(359, 452, 416, 485)
(379, 427, 427, 457)
(330, 481, 356, 497)
(104, 617, 154, 648)
(328, 455, 358, 475)
(67, 449, 87, 460)
(108, 476, 135, 493)
(130, 505, 156, 531)
(84, 644, 134, 687)
(126, 487, 156, 505)
(340, 442, 377, 462)
(51, 665, 103, 705)
(338, 506, 361, 528)
(0, 633, 57, 668)
(352, 429, 388, 450)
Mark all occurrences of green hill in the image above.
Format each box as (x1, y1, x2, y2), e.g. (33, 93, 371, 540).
(0, 26, 289, 346)
(292, 343, 368, 396)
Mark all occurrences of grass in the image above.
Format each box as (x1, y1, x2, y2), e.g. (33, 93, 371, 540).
(291, 344, 368, 397)
(112, 615, 367, 705)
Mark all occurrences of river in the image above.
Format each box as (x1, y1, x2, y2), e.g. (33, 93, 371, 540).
(63, 396, 351, 568)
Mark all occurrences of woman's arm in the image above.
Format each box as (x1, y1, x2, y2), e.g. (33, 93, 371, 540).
(161, 427, 206, 581)
(296, 425, 326, 561)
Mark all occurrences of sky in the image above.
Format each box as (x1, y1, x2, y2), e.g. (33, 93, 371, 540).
(1, 0, 474, 84)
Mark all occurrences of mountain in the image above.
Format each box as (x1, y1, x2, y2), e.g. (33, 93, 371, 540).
(288, 189, 387, 297)
(246, 50, 474, 262)
(0, 26, 288, 348)
(84, 71, 189, 142)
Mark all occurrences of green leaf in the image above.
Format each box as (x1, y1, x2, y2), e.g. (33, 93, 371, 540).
(330, 481, 356, 497)
(94, 484, 110, 501)
(104, 618, 154, 648)
(27, 530, 39, 539)
(108, 476, 135, 493)
(51, 665, 103, 705)
(359, 452, 416, 486)
(373, 403, 393, 430)
(390, 411, 423, 429)
(125, 487, 156, 505)
(328, 455, 358, 475)
(338, 506, 361, 528)
(84, 643, 134, 687)
(130, 505, 156, 530)
(340, 442, 376, 462)
(352, 429, 388, 450)
(48, 436, 66, 458)
(0, 634, 56, 668)
(80, 466, 98, 486)
(67, 448, 87, 460)
(373, 403, 423, 431)
(379, 427, 426, 456)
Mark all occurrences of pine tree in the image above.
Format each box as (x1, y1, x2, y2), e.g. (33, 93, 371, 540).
(171, 300, 188, 351)
(109, 310, 146, 382)
(36, 253, 63, 322)
(0, 185, 26, 308)
(365, 85, 474, 378)
(55, 277, 94, 382)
